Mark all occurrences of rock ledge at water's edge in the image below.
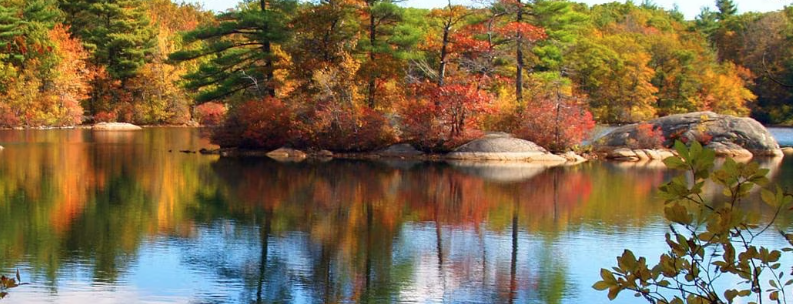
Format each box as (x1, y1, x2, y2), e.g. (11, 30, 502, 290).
(92, 122, 143, 131)
(208, 133, 583, 165)
(595, 112, 782, 160)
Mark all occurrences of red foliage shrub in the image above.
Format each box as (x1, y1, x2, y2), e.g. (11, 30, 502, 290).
(0, 104, 20, 128)
(514, 99, 596, 152)
(211, 98, 295, 149)
(400, 83, 492, 152)
(297, 103, 397, 152)
(194, 102, 227, 126)
(94, 111, 118, 123)
(627, 123, 666, 149)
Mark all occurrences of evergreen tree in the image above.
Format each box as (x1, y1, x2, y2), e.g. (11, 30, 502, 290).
(0, 0, 61, 66)
(170, 0, 296, 102)
(695, 7, 719, 37)
(169, 0, 295, 102)
(358, 0, 414, 108)
(60, 0, 156, 85)
(0, 3, 25, 65)
(532, 0, 589, 71)
(715, 0, 737, 21)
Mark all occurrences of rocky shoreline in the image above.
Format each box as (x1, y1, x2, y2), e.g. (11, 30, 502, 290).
(203, 134, 591, 166)
(200, 112, 788, 165)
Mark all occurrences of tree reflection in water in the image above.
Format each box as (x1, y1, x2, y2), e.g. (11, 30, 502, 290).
(0, 128, 759, 303)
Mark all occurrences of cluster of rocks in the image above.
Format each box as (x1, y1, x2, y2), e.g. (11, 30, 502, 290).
(208, 133, 586, 165)
(595, 112, 782, 161)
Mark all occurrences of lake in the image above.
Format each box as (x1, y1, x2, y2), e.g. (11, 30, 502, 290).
(0, 128, 793, 303)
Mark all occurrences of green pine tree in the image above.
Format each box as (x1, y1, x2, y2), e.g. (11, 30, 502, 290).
(169, 0, 295, 102)
(715, 0, 737, 21)
(60, 0, 156, 85)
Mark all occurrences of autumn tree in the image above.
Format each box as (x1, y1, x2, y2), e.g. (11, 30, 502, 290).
(569, 35, 657, 123)
(428, 1, 473, 87)
(127, 0, 214, 124)
(288, 0, 360, 92)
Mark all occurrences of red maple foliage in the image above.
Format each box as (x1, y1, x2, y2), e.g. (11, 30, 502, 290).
(400, 82, 493, 152)
(93, 111, 118, 123)
(514, 99, 596, 152)
(496, 22, 548, 42)
(194, 102, 227, 126)
(211, 98, 295, 149)
(628, 123, 665, 149)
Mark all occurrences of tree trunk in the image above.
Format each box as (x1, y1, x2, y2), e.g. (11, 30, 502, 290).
(261, 0, 276, 98)
(368, 4, 377, 109)
(438, 3, 452, 89)
(515, 0, 524, 106)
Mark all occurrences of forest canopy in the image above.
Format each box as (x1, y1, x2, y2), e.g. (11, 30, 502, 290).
(0, 0, 791, 150)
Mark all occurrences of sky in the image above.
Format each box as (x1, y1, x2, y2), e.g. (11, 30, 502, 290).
(195, 0, 789, 20)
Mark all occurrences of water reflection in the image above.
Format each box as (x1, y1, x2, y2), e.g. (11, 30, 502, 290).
(0, 128, 787, 303)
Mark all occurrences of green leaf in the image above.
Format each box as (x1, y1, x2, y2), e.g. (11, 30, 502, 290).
(674, 141, 689, 161)
(663, 156, 686, 170)
(761, 189, 777, 207)
(665, 203, 692, 225)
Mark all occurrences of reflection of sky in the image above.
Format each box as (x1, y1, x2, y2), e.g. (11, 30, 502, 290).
(6, 210, 793, 303)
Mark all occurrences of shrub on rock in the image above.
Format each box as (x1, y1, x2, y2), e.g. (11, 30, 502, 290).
(211, 98, 295, 149)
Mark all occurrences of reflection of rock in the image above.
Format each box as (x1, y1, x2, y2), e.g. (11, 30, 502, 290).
(609, 160, 670, 170)
(559, 151, 587, 165)
(92, 122, 142, 131)
(313, 150, 334, 158)
(782, 147, 793, 155)
(447, 133, 566, 163)
(267, 147, 307, 161)
(601, 148, 675, 162)
(199, 148, 220, 155)
(447, 160, 556, 183)
(596, 112, 782, 158)
(92, 130, 137, 143)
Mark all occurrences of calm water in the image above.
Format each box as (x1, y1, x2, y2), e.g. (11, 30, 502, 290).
(0, 128, 792, 303)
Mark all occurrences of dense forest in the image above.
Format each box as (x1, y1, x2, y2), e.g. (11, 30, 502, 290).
(1, 0, 792, 151)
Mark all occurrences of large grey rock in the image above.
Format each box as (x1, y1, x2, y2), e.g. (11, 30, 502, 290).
(446, 133, 566, 162)
(92, 122, 142, 131)
(596, 112, 782, 158)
